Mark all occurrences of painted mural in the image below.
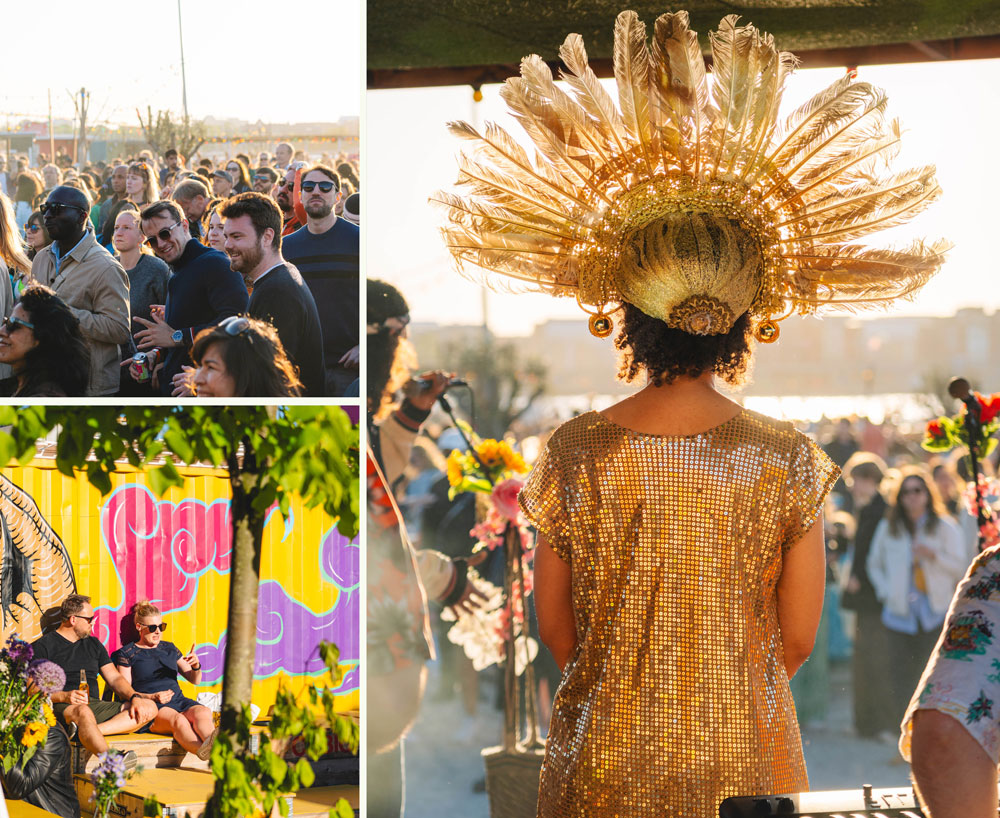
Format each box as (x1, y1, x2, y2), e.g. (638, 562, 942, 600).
(0, 457, 359, 712)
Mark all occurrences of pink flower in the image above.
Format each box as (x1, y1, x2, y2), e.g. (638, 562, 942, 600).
(492, 477, 525, 522)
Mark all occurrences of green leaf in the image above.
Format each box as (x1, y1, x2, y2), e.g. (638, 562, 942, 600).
(296, 757, 315, 788)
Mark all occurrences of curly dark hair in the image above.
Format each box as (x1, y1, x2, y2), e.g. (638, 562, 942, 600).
(16, 284, 91, 396)
(614, 302, 754, 387)
(191, 317, 302, 397)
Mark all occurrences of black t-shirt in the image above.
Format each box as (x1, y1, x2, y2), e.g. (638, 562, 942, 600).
(32, 631, 111, 696)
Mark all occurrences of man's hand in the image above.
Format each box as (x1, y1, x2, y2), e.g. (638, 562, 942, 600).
(151, 690, 174, 704)
(134, 314, 179, 350)
(129, 696, 158, 723)
(338, 345, 360, 369)
(67, 689, 89, 706)
(122, 349, 160, 383)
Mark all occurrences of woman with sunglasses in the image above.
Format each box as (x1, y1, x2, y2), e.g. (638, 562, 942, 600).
(867, 466, 968, 726)
(112, 601, 217, 761)
(173, 315, 302, 397)
(224, 159, 251, 195)
(0, 284, 90, 397)
(23, 210, 52, 262)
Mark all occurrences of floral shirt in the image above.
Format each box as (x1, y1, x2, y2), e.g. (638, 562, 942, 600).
(901, 543, 1000, 764)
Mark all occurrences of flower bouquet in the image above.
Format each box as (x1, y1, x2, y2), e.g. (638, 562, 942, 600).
(923, 391, 1000, 549)
(444, 431, 544, 818)
(90, 752, 130, 818)
(0, 635, 62, 776)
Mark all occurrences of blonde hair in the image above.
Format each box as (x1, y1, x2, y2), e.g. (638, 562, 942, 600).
(128, 162, 160, 205)
(134, 600, 161, 620)
(0, 194, 31, 275)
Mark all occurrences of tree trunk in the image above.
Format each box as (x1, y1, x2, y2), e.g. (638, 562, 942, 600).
(220, 438, 267, 743)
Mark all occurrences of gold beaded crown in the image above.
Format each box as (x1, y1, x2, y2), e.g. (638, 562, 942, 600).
(434, 11, 950, 341)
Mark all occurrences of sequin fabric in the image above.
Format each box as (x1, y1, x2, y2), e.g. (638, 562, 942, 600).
(519, 409, 839, 817)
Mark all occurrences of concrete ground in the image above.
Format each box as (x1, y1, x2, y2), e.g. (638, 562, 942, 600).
(401, 659, 911, 817)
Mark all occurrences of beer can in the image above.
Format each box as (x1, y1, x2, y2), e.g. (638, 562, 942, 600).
(133, 351, 151, 382)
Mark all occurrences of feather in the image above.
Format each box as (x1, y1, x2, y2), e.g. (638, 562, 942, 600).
(559, 33, 630, 158)
(649, 11, 711, 178)
(519, 55, 628, 191)
(712, 18, 764, 175)
(614, 10, 656, 176)
(789, 173, 941, 244)
(778, 165, 938, 228)
(775, 119, 902, 209)
(739, 41, 797, 181)
(446, 120, 591, 210)
(431, 191, 580, 242)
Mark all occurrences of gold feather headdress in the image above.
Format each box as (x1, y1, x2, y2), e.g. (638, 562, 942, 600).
(434, 10, 950, 342)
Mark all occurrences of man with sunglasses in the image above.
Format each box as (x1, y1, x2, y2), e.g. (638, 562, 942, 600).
(30, 186, 131, 396)
(253, 166, 278, 196)
(283, 165, 359, 397)
(131, 201, 248, 395)
(31, 594, 158, 770)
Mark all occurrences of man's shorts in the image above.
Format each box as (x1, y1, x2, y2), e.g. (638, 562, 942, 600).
(53, 698, 126, 725)
(900, 543, 1000, 765)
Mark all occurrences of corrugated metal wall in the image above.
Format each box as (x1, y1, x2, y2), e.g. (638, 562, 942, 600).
(0, 457, 359, 713)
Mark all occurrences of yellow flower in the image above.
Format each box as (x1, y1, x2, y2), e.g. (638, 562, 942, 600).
(20, 721, 47, 747)
(446, 450, 464, 487)
(499, 443, 528, 474)
(476, 439, 504, 468)
(42, 701, 56, 727)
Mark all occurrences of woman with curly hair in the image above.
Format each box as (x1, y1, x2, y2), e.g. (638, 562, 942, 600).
(0, 284, 90, 396)
(169, 315, 302, 397)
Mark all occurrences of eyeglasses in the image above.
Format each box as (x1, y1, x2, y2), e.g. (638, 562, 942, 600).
(2, 315, 34, 332)
(25, 224, 40, 233)
(220, 316, 251, 336)
(39, 202, 87, 217)
(143, 222, 182, 248)
(276, 179, 292, 188)
(141, 623, 167, 632)
(300, 180, 335, 193)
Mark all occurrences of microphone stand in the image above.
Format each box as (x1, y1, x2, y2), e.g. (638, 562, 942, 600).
(949, 377, 988, 551)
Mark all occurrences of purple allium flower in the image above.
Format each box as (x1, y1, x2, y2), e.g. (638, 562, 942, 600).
(28, 660, 65, 696)
(1, 635, 33, 669)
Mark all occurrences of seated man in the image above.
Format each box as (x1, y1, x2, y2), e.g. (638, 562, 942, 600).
(0, 722, 81, 818)
(31, 594, 159, 768)
(902, 544, 1000, 818)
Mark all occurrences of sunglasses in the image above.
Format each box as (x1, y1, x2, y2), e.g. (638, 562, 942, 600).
(25, 224, 40, 233)
(276, 179, 292, 188)
(2, 315, 34, 332)
(143, 222, 182, 247)
(227, 166, 240, 173)
(39, 202, 86, 217)
(253, 174, 272, 182)
(74, 614, 96, 623)
(220, 316, 251, 336)
(141, 622, 167, 632)
(300, 180, 335, 193)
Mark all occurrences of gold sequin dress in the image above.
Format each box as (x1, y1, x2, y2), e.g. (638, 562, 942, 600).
(519, 409, 838, 818)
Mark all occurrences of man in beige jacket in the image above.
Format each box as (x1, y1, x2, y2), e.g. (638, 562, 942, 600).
(31, 186, 131, 396)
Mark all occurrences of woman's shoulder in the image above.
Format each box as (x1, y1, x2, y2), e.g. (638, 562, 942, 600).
(113, 641, 140, 663)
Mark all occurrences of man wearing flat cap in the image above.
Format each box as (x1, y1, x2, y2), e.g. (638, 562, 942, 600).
(211, 170, 234, 198)
(31, 186, 131, 396)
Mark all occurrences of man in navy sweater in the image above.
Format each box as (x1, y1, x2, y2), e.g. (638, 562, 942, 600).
(220, 193, 325, 396)
(132, 201, 248, 394)
(283, 165, 359, 397)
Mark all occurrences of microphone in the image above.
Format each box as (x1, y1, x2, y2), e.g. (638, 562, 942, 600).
(948, 376, 981, 421)
(414, 377, 468, 390)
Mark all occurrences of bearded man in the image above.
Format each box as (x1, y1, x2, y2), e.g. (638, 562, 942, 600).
(282, 165, 359, 397)
(219, 193, 325, 396)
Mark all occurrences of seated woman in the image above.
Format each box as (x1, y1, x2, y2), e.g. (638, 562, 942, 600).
(112, 601, 217, 761)
(0, 284, 90, 397)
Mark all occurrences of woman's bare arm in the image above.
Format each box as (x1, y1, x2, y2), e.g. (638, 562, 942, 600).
(534, 534, 577, 671)
(776, 517, 826, 678)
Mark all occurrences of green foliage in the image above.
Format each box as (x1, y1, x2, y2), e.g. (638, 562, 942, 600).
(0, 406, 359, 535)
(205, 642, 357, 818)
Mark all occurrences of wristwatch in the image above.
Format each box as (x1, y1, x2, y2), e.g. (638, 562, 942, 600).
(171, 329, 184, 346)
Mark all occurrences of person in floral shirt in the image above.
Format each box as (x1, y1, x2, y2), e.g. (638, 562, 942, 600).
(902, 543, 1000, 817)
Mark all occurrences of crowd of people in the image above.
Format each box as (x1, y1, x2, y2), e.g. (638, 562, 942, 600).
(0, 142, 360, 397)
(6, 594, 214, 818)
